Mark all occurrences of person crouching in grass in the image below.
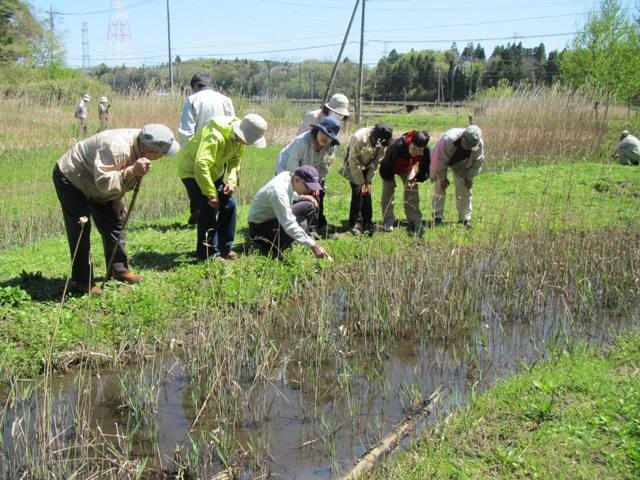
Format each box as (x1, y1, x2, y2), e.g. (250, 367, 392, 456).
(248, 165, 329, 260)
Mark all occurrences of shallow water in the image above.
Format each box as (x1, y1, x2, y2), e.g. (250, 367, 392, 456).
(2, 301, 637, 479)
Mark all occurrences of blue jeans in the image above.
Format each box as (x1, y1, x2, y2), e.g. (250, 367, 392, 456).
(182, 177, 236, 260)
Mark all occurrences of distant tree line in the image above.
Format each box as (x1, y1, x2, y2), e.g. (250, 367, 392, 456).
(0, 0, 638, 111)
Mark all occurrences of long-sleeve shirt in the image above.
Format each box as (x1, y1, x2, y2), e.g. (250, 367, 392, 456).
(248, 171, 315, 248)
(616, 134, 640, 165)
(340, 126, 386, 185)
(178, 89, 235, 146)
(379, 131, 430, 182)
(430, 128, 485, 181)
(57, 129, 141, 202)
(75, 99, 88, 119)
(275, 130, 336, 179)
(177, 116, 244, 197)
(296, 109, 325, 135)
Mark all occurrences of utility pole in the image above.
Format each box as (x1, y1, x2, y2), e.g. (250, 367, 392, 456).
(356, 0, 365, 123)
(166, 0, 174, 94)
(323, 0, 360, 105)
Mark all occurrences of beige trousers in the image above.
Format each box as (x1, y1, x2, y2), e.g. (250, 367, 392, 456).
(432, 169, 472, 222)
(381, 172, 422, 226)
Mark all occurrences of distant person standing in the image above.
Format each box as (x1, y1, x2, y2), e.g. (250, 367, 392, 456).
(177, 114, 267, 261)
(340, 123, 393, 234)
(178, 73, 236, 224)
(379, 130, 430, 233)
(53, 124, 180, 295)
(276, 116, 341, 234)
(97, 96, 110, 132)
(613, 130, 640, 166)
(75, 93, 90, 137)
(430, 125, 485, 229)
(296, 93, 350, 135)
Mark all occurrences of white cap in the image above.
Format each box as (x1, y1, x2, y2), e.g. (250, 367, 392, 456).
(232, 114, 267, 148)
(99, 96, 108, 104)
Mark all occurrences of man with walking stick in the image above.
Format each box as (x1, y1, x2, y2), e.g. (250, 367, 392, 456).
(53, 124, 180, 295)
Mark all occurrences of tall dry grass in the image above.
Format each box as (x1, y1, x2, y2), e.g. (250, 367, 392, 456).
(474, 85, 605, 163)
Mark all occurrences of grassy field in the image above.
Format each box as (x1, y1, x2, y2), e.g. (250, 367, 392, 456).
(0, 88, 639, 477)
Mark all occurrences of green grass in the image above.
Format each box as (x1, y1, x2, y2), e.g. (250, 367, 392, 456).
(1, 151, 639, 377)
(371, 330, 640, 479)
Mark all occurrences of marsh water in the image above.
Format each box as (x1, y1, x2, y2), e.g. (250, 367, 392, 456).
(2, 297, 636, 479)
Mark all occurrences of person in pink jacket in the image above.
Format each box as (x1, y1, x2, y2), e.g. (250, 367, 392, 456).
(430, 125, 484, 229)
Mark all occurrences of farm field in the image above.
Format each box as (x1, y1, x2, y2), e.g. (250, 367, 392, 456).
(0, 90, 639, 478)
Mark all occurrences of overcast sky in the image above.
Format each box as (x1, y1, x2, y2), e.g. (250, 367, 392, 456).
(27, 0, 637, 68)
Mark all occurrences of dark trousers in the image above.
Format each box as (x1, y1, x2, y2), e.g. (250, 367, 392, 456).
(182, 177, 236, 260)
(248, 201, 316, 258)
(348, 182, 373, 227)
(53, 164, 127, 285)
(311, 180, 326, 230)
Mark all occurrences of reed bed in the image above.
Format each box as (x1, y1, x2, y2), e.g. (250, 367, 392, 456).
(475, 85, 605, 164)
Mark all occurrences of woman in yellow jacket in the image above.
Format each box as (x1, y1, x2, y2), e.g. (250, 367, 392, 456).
(177, 114, 267, 260)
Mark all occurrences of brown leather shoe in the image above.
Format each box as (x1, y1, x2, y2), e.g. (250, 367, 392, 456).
(112, 270, 142, 284)
(74, 282, 103, 296)
(220, 251, 238, 260)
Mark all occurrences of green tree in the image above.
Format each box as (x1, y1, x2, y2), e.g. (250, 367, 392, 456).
(0, 0, 60, 66)
(560, 0, 640, 118)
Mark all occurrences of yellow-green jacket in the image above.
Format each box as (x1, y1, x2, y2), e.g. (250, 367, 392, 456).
(177, 116, 244, 197)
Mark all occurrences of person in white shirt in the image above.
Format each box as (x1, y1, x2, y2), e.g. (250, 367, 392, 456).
(296, 93, 350, 135)
(248, 165, 329, 259)
(178, 73, 235, 224)
(614, 130, 640, 166)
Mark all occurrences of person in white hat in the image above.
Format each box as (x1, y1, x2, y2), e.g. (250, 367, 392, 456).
(53, 124, 180, 295)
(429, 125, 485, 229)
(296, 93, 350, 135)
(178, 74, 236, 224)
(97, 96, 110, 132)
(75, 93, 91, 137)
(177, 114, 267, 261)
(613, 130, 640, 166)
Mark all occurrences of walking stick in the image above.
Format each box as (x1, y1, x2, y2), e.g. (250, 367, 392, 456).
(102, 176, 143, 288)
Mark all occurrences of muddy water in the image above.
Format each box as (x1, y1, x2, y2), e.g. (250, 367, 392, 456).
(2, 305, 637, 479)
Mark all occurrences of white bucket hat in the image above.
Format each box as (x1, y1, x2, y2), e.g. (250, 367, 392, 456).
(232, 114, 267, 148)
(82, 94, 91, 102)
(325, 93, 350, 117)
(99, 96, 108, 104)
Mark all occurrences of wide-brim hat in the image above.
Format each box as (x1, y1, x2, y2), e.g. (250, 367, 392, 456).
(325, 93, 350, 117)
(311, 116, 341, 145)
(232, 114, 267, 148)
(99, 96, 108, 104)
(82, 94, 91, 102)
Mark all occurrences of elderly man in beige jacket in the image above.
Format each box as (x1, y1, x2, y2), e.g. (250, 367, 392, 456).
(53, 124, 180, 295)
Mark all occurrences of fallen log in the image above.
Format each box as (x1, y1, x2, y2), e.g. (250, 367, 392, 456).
(340, 387, 441, 480)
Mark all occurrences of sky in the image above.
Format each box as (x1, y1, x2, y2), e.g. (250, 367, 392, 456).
(27, 0, 638, 69)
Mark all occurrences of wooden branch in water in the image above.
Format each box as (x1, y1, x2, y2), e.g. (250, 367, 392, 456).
(340, 387, 441, 480)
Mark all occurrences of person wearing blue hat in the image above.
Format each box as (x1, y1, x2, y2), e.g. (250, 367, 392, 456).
(275, 116, 341, 234)
(248, 165, 330, 259)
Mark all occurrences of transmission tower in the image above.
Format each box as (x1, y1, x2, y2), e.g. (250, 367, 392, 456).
(82, 22, 90, 70)
(107, 0, 133, 66)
